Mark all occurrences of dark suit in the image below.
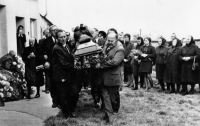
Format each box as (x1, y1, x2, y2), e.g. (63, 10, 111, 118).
(40, 36, 57, 104)
(52, 42, 74, 116)
(39, 38, 50, 91)
(17, 33, 26, 57)
(100, 41, 125, 117)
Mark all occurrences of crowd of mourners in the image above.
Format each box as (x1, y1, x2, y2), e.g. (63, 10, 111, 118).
(0, 24, 200, 124)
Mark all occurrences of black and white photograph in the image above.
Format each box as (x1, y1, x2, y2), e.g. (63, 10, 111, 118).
(0, 0, 200, 126)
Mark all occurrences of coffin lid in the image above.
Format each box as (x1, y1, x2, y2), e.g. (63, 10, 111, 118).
(75, 41, 102, 56)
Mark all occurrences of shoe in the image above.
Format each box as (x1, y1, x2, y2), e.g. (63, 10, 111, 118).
(57, 105, 61, 109)
(70, 112, 77, 118)
(26, 96, 33, 99)
(63, 114, 70, 120)
(34, 94, 40, 98)
(188, 90, 195, 94)
(181, 92, 189, 96)
(46, 91, 50, 94)
(94, 103, 100, 108)
(52, 103, 58, 108)
(169, 91, 175, 94)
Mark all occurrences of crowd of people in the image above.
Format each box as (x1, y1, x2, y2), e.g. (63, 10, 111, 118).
(0, 24, 200, 124)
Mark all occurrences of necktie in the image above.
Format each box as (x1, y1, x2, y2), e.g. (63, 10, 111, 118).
(65, 45, 70, 54)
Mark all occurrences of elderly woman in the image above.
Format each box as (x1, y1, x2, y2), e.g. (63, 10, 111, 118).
(139, 37, 156, 90)
(164, 38, 182, 93)
(22, 38, 44, 99)
(179, 36, 200, 95)
(155, 37, 168, 91)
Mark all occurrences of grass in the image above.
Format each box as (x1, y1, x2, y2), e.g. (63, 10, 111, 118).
(44, 85, 200, 126)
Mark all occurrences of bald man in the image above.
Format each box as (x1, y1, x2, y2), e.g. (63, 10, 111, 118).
(96, 32, 125, 124)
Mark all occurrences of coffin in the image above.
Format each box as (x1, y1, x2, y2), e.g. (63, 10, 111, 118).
(74, 41, 104, 69)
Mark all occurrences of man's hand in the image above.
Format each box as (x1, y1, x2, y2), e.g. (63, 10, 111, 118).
(44, 62, 50, 69)
(95, 63, 101, 69)
(44, 55, 48, 60)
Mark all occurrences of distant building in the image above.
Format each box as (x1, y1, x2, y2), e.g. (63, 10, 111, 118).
(0, 0, 52, 57)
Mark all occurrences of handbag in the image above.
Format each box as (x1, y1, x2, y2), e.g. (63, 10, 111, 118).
(192, 56, 200, 71)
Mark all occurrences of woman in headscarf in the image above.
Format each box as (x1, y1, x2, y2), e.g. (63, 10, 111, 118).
(179, 36, 200, 95)
(155, 37, 168, 91)
(164, 38, 182, 93)
(139, 37, 156, 90)
(132, 37, 144, 90)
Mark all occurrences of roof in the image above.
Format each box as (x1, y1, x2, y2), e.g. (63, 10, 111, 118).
(40, 14, 53, 26)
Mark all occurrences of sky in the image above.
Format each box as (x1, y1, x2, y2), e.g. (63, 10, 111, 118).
(39, 0, 200, 40)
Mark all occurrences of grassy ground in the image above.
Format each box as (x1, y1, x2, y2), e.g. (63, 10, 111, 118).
(44, 84, 200, 126)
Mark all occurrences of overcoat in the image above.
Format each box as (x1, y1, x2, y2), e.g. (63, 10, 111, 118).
(179, 43, 200, 83)
(164, 46, 181, 83)
(132, 44, 143, 76)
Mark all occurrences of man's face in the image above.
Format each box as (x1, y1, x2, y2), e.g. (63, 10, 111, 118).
(58, 32, 66, 45)
(171, 34, 176, 40)
(107, 34, 117, 48)
(66, 32, 70, 40)
(44, 30, 50, 38)
(50, 26, 58, 37)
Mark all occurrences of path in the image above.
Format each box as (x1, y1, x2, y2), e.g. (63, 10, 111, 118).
(0, 86, 59, 126)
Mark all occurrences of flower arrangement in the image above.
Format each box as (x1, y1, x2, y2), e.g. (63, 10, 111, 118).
(129, 49, 142, 58)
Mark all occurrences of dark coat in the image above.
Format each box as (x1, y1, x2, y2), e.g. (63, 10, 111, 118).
(40, 37, 55, 66)
(123, 41, 135, 74)
(22, 45, 44, 86)
(52, 42, 74, 82)
(155, 46, 168, 79)
(164, 47, 181, 83)
(101, 41, 125, 86)
(179, 43, 200, 83)
(132, 44, 143, 76)
(139, 45, 156, 73)
(17, 33, 26, 57)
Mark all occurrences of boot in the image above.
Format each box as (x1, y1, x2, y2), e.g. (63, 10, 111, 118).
(176, 83, 180, 93)
(188, 84, 195, 94)
(132, 76, 138, 90)
(159, 80, 165, 91)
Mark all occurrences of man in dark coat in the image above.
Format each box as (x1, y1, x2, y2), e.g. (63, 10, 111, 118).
(52, 29, 74, 119)
(17, 25, 26, 57)
(39, 29, 50, 94)
(96, 32, 125, 124)
(40, 25, 58, 107)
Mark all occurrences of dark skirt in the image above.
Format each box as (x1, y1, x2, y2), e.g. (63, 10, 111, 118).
(139, 61, 152, 73)
(156, 64, 165, 80)
(35, 71, 44, 87)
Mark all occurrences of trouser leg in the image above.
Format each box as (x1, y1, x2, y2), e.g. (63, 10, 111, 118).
(101, 84, 114, 117)
(57, 82, 70, 116)
(45, 71, 50, 91)
(134, 76, 138, 89)
(140, 75, 144, 88)
(108, 86, 120, 113)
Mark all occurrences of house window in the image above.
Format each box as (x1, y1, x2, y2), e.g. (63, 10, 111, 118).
(30, 18, 37, 38)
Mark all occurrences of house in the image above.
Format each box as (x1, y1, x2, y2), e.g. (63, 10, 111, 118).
(0, 0, 52, 57)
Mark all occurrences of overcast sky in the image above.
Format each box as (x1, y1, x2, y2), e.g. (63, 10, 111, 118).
(39, 0, 200, 40)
